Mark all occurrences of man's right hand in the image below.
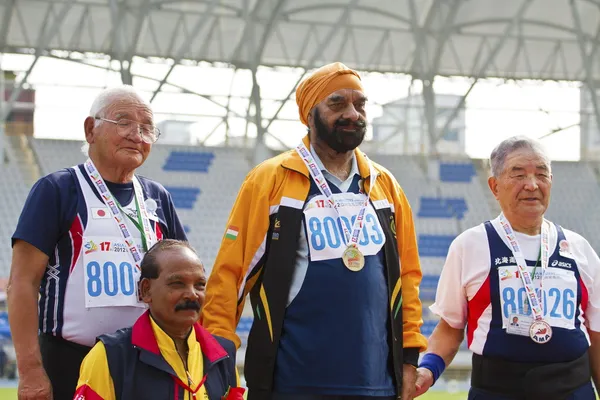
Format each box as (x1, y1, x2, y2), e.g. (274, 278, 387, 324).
(414, 367, 434, 398)
(18, 367, 53, 400)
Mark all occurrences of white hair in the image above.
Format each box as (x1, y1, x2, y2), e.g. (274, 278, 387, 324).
(489, 135, 551, 178)
(82, 85, 151, 156)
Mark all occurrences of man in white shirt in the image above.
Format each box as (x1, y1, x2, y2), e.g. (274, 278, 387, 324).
(415, 136, 600, 400)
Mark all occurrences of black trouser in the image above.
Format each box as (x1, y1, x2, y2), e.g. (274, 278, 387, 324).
(39, 333, 91, 400)
(468, 383, 596, 400)
(471, 352, 592, 400)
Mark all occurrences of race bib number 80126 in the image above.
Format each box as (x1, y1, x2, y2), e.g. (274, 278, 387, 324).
(498, 265, 578, 330)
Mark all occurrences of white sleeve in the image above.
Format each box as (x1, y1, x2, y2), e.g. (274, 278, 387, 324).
(429, 236, 468, 329)
(580, 239, 600, 332)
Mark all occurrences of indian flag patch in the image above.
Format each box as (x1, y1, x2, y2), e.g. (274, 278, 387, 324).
(225, 226, 239, 240)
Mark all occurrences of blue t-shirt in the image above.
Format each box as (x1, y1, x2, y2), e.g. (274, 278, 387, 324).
(12, 165, 187, 337)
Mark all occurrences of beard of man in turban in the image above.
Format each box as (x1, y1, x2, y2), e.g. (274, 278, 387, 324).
(312, 106, 367, 154)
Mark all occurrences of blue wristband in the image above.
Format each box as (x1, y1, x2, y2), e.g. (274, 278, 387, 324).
(418, 353, 445, 385)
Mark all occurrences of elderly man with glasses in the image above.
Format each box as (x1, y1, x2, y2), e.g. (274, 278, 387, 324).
(8, 85, 188, 400)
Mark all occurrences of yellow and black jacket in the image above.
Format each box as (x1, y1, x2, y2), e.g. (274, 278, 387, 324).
(202, 135, 427, 399)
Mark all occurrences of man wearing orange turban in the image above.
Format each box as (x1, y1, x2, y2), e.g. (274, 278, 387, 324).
(203, 62, 427, 400)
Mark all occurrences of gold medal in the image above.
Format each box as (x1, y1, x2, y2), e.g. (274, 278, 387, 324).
(342, 245, 365, 271)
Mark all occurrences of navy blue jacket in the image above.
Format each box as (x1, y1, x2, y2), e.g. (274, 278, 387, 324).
(99, 311, 238, 400)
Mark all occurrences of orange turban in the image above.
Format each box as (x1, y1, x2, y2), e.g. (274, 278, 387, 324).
(296, 62, 364, 126)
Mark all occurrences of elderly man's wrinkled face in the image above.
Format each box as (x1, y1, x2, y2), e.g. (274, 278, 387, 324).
(92, 99, 153, 170)
(489, 148, 552, 221)
(310, 89, 367, 153)
(141, 247, 207, 330)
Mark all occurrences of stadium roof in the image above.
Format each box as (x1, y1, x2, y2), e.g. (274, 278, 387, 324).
(1, 0, 599, 157)
(1, 0, 599, 82)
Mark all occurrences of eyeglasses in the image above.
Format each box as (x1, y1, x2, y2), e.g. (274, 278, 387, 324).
(95, 117, 161, 144)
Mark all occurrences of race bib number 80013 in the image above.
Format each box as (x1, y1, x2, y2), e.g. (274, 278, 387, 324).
(498, 265, 578, 330)
(83, 237, 144, 308)
(303, 193, 385, 262)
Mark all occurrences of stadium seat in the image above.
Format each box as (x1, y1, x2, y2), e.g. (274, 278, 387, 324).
(439, 162, 476, 183)
(236, 316, 253, 334)
(418, 197, 468, 220)
(163, 151, 215, 172)
(164, 187, 201, 209)
(420, 275, 440, 301)
(236, 316, 254, 347)
(421, 320, 438, 336)
(418, 235, 455, 257)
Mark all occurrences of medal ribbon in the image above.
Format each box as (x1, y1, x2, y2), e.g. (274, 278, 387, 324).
(173, 373, 207, 398)
(295, 143, 378, 249)
(84, 158, 156, 270)
(131, 176, 156, 251)
(116, 196, 148, 252)
(498, 214, 550, 321)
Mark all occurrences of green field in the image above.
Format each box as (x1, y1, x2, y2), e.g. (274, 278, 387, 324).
(421, 393, 468, 399)
(0, 389, 16, 400)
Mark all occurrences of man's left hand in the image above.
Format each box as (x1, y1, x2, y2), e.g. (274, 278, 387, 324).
(400, 363, 417, 400)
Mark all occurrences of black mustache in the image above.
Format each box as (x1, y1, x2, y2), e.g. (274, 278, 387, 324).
(335, 118, 366, 128)
(175, 300, 201, 312)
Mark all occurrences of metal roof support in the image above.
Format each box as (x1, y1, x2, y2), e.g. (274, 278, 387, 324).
(240, 0, 255, 146)
(434, 0, 535, 145)
(0, 53, 5, 160)
(108, 0, 133, 85)
(0, 0, 16, 51)
(0, 0, 76, 121)
(421, 79, 438, 156)
(263, 0, 359, 133)
(109, 0, 125, 60)
(408, 0, 459, 154)
(69, 5, 90, 49)
(223, 68, 238, 143)
(149, 0, 220, 102)
(570, 0, 600, 160)
(243, 0, 269, 162)
(251, 66, 268, 164)
(116, 0, 151, 85)
(246, 0, 289, 163)
(231, 0, 264, 64)
(254, 0, 289, 61)
(41, 53, 288, 150)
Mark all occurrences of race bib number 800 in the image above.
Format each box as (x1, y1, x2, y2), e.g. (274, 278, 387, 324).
(498, 265, 578, 330)
(83, 237, 144, 308)
(303, 193, 385, 262)
(86, 260, 136, 298)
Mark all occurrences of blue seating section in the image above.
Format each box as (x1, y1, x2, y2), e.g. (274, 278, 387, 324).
(165, 187, 201, 209)
(421, 320, 438, 336)
(418, 235, 455, 257)
(163, 151, 215, 172)
(420, 275, 440, 301)
(440, 162, 476, 182)
(418, 197, 468, 219)
(237, 316, 253, 334)
(0, 312, 10, 339)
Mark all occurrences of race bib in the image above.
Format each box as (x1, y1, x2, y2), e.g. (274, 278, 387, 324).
(83, 236, 145, 308)
(303, 193, 385, 262)
(498, 265, 577, 330)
